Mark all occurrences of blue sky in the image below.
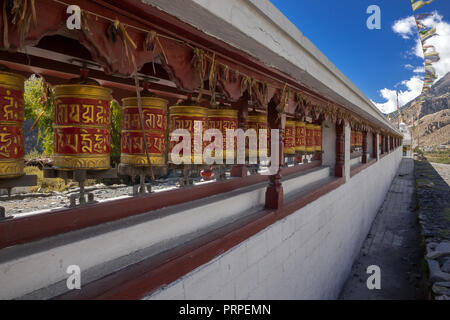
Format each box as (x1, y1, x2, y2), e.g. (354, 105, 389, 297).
(270, 0, 450, 113)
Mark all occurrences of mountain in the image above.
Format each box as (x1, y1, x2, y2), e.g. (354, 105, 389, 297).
(387, 72, 450, 148)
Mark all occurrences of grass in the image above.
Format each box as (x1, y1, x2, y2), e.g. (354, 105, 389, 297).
(424, 150, 450, 165)
(25, 166, 99, 193)
(25, 166, 67, 193)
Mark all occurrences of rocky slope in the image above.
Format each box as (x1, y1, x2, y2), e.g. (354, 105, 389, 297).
(388, 72, 450, 148)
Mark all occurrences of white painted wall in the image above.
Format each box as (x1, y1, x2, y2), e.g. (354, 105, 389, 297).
(0, 167, 330, 300)
(147, 149, 402, 300)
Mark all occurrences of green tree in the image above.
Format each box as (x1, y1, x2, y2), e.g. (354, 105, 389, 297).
(24, 76, 54, 155)
(110, 99, 122, 165)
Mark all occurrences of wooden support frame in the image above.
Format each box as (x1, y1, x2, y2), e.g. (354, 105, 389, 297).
(335, 122, 345, 178)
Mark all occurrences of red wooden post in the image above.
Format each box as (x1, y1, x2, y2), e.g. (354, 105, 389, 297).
(335, 122, 345, 177)
(265, 99, 283, 210)
(372, 132, 378, 160)
(230, 94, 249, 177)
(362, 131, 368, 163)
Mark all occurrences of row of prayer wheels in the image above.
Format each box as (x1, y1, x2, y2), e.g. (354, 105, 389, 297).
(351, 130, 363, 149)
(284, 120, 322, 155)
(0, 70, 324, 178)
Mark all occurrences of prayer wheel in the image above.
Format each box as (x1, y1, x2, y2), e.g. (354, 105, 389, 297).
(305, 123, 315, 153)
(314, 124, 322, 152)
(207, 108, 238, 159)
(53, 84, 112, 170)
(284, 120, 296, 155)
(169, 105, 208, 164)
(246, 111, 268, 158)
(295, 121, 306, 153)
(121, 95, 168, 166)
(351, 130, 356, 149)
(0, 70, 25, 179)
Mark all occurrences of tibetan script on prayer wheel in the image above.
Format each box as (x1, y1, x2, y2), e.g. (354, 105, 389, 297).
(295, 121, 306, 153)
(53, 84, 112, 170)
(169, 105, 208, 164)
(121, 96, 168, 166)
(0, 71, 25, 179)
(305, 123, 315, 153)
(246, 111, 268, 159)
(314, 124, 322, 152)
(284, 120, 296, 155)
(207, 108, 238, 159)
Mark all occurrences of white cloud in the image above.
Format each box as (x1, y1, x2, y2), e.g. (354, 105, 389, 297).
(392, 16, 416, 39)
(374, 12, 450, 114)
(404, 64, 414, 70)
(372, 76, 423, 114)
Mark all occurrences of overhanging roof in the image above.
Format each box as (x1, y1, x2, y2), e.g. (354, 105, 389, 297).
(142, 0, 399, 134)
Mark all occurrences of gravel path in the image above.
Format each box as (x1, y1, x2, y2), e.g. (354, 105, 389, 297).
(340, 158, 424, 300)
(415, 161, 450, 242)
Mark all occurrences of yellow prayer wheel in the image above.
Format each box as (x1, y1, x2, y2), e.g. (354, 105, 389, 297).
(246, 111, 268, 159)
(169, 105, 208, 164)
(207, 108, 238, 159)
(314, 124, 322, 152)
(53, 84, 113, 170)
(284, 120, 296, 155)
(295, 121, 306, 153)
(121, 95, 168, 166)
(0, 71, 25, 179)
(305, 123, 315, 153)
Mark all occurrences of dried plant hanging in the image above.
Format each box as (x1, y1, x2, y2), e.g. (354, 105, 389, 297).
(30, 75, 54, 133)
(1, 0, 37, 49)
(110, 19, 155, 179)
(144, 31, 169, 74)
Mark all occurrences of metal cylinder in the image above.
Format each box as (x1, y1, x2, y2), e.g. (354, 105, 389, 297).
(246, 112, 268, 159)
(305, 123, 315, 153)
(284, 120, 296, 155)
(295, 121, 306, 153)
(207, 108, 238, 160)
(314, 124, 322, 152)
(0, 71, 25, 179)
(121, 96, 168, 166)
(53, 84, 112, 170)
(169, 105, 208, 164)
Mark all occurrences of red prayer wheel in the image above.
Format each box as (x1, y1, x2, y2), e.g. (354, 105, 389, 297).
(284, 120, 296, 155)
(0, 71, 25, 179)
(314, 124, 322, 152)
(295, 121, 306, 153)
(305, 123, 315, 153)
(246, 111, 268, 159)
(169, 105, 208, 164)
(53, 84, 112, 170)
(207, 108, 238, 159)
(121, 95, 168, 166)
